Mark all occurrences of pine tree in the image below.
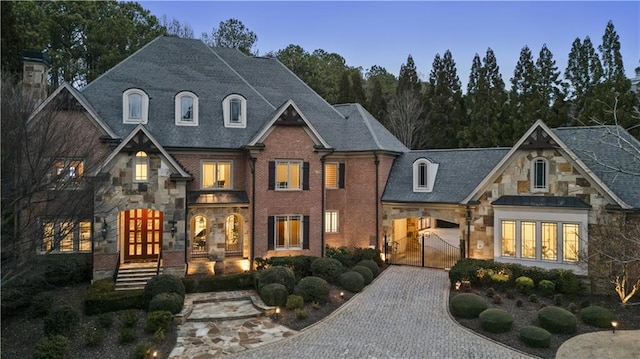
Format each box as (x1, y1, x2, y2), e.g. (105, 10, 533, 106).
(425, 50, 463, 148)
(509, 46, 538, 142)
(350, 69, 366, 105)
(564, 36, 603, 125)
(534, 44, 566, 127)
(337, 70, 352, 104)
(397, 54, 421, 95)
(368, 78, 388, 126)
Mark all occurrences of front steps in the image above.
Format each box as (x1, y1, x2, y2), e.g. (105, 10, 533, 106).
(115, 263, 161, 291)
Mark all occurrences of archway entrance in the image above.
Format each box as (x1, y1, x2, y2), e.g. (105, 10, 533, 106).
(122, 209, 162, 261)
(225, 214, 242, 256)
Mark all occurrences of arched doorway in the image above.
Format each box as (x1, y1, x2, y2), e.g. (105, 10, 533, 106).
(192, 215, 208, 258)
(122, 208, 162, 261)
(225, 214, 242, 256)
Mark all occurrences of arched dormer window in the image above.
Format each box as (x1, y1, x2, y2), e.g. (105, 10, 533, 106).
(413, 158, 438, 192)
(123, 89, 149, 124)
(223, 94, 246, 128)
(134, 151, 148, 182)
(531, 157, 548, 192)
(175, 91, 198, 126)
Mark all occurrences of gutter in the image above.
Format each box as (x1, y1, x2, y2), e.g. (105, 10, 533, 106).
(374, 152, 380, 250)
(250, 157, 257, 269)
(320, 149, 334, 257)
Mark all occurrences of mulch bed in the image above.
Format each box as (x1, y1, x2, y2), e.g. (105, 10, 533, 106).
(449, 287, 640, 359)
(273, 285, 355, 331)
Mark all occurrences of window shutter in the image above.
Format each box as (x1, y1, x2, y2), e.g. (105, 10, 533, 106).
(338, 163, 345, 188)
(302, 162, 310, 190)
(267, 216, 274, 250)
(268, 161, 275, 190)
(303, 215, 310, 249)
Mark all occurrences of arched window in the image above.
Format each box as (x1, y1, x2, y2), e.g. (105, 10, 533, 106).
(175, 91, 198, 125)
(413, 158, 438, 192)
(123, 89, 149, 123)
(134, 151, 148, 182)
(225, 214, 242, 255)
(192, 215, 208, 257)
(531, 157, 548, 192)
(222, 94, 247, 128)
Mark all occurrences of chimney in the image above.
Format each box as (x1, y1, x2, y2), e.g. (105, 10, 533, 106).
(21, 50, 51, 106)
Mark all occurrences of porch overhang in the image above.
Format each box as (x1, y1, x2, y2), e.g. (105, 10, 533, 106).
(188, 190, 250, 206)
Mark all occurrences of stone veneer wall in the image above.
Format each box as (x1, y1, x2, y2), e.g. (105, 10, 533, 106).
(186, 206, 251, 262)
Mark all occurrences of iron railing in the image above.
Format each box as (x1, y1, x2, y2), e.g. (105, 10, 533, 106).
(385, 232, 461, 269)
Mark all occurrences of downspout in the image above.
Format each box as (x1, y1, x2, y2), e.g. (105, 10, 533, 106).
(466, 204, 471, 258)
(320, 149, 334, 257)
(183, 180, 188, 276)
(250, 157, 257, 270)
(374, 152, 380, 250)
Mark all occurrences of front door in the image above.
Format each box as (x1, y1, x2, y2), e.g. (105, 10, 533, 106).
(124, 209, 162, 261)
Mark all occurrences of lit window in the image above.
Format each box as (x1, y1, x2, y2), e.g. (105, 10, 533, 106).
(532, 158, 548, 191)
(134, 151, 148, 182)
(202, 161, 232, 189)
(521, 221, 536, 259)
(325, 163, 338, 189)
(325, 211, 338, 233)
(59, 222, 74, 252)
(275, 215, 302, 249)
(175, 91, 198, 125)
(79, 221, 91, 251)
(223, 94, 247, 128)
(413, 158, 438, 192)
(276, 161, 301, 190)
(541, 222, 557, 260)
(41, 220, 91, 253)
(563, 224, 579, 262)
(52, 159, 84, 186)
(501, 220, 516, 257)
(123, 89, 149, 124)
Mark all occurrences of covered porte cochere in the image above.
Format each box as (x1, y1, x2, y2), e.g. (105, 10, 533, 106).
(382, 204, 467, 269)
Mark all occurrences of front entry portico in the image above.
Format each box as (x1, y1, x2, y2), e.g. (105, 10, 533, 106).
(122, 208, 163, 261)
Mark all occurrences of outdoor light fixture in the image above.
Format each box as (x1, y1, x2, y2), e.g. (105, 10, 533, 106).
(169, 220, 177, 239)
(340, 292, 344, 299)
(101, 219, 108, 240)
(612, 321, 618, 333)
(153, 351, 157, 358)
(455, 281, 462, 291)
(274, 307, 280, 320)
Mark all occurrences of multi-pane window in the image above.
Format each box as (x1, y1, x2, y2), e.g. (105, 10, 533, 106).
(521, 221, 536, 258)
(52, 159, 84, 185)
(563, 224, 579, 262)
(541, 222, 558, 260)
(499, 219, 580, 263)
(175, 91, 198, 125)
(276, 161, 301, 190)
(325, 163, 338, 189)
(275, 215, 302, 249)
(134, 151, 148, 182)
(532, 158, 548, 191)
(123, 89, 148, 123)
(223, 94, 246, 128)
(325, 211, 338, 233)
(202, 161, 232, 189)
(41, 220, 91, 253)
(417, 162, 428, 189)
(501, 220, 516, 257)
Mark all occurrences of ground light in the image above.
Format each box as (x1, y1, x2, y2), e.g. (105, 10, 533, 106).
(340, 292, 344, 299)
(274, 307, 280, 320)
(611, 321, 618, 333)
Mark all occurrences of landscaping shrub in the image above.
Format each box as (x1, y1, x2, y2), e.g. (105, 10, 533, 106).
(538, 306, 577, 334)
(553, 294, 563, 306)
(42, 254, 92, 286)
(181, 277, 196, 293)
(493, 294, 503, 304)
(257, 256, 317, 279)
(295, 308, 309, 319)
(257, 266, 296, 293)
(153, 328, 166, 343)
(449, 259, 497, 285)
(580, 305, 616, 328)
(260, 283, 289, 306)
(1, 287, 32, 318)
(196, 272, 255, 292)
(528, 294, 538, 303)
(311, 257, 344, 284)
(98, 313, 114, 328)
(143, 274, 185, 306)
(477, 266, 511, 287)
(132, 343, 154, 359)
(479, 308, 513, 333)
(30, 291, 54, 318)
(84, 326, 104, 347)
(519, 326, 551, 348)
(120, 310, 139, 328)
(286, 294, 304, 310)
(558, 270, 580, 296)
(148, 292, 184, 314)
(44, 306, 80, 337)
(33, 335, 69, 359)
(489, 271, 511, 289)
(538, 279, 556, 297)
(295, 276, 330, 303)
(326, 246, 357, 268)
(485, 287, 495, 298)
(450, 293, 489, 318)
(352, 247, 383, 266)
(516, 266, 547, 287)
(515, 276, 535, 294)
(119, 327, 138, 343)
(355, 260, 379, 278)
(84, 287, 145, 315)
(340, 271, 365, 293)
(146, 310, 173, 333)
(567, 302, 578, 313)
(350, 265, 373, 285)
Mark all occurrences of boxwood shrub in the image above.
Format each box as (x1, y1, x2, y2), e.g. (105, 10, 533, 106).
(256, 256, 318, 280)
(450, 293, 489, 318)
(515, 276, 535, 294)
(143, 274, 185, 306)
(146, 310, 173, 333)
(479, 308, 513, 333)
(257, 266, 296, 293)
(295, 276, 330, 303)
(340, 271, 365, 293)
(519, 326, 551, 348)
(84, 279, 145, 315)
(260, 283, 289, 306)
(286, 294, 304, 310)
(311, 257, 344, 284)
(350, 265, 373, 285)
(195, 272, 255, 292)
(538, 306, 577, 334)
(580, 305, 616, 328)
(538, 280, 556, 297)
(44, 306, 80, 337)
(356, 260, 379, 278)
(148, 292, 184, 314)
(33, 335, 69, 359)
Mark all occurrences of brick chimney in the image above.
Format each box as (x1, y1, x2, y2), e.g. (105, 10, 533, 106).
(21, 50, 51, 106)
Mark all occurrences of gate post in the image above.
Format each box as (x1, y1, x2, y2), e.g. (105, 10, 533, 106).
(384, 234, 388, 264)
(421, 233, 425, 267)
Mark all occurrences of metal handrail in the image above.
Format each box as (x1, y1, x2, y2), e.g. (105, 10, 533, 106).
(156, 252, 162, 275)
(113, 251, 121, 282)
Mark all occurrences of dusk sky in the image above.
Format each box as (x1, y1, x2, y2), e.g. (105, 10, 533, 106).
(139, 1, 640, 88)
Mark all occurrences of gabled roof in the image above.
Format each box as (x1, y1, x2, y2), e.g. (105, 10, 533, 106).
(382, 148, 509, 203)
(79, 36, 397, 153)
(92, 124, 190, 179)
(333, 104, 409, 153)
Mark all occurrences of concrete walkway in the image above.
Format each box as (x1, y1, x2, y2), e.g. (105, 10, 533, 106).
(226, 266, 534, 359)
(556, 330, 640, 359)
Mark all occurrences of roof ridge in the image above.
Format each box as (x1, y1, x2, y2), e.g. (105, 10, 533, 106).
(409, 147, 511, 153)
(355, 103, 383, 150)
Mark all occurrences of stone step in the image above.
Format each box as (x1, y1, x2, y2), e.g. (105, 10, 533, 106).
(186, 299, 262, 322)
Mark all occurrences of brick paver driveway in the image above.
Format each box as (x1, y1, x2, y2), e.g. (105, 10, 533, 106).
(228, 266, 534, 359)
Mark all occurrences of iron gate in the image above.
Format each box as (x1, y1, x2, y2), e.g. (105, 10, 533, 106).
(384, 232, 462, 269)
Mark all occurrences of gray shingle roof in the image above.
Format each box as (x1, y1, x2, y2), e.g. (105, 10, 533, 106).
(80, 36, 403, 152)
(382, 148, 509, 203)
(553, 126, 640, 208)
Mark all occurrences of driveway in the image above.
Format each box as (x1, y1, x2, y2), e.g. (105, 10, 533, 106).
(226, 266, 534, 359)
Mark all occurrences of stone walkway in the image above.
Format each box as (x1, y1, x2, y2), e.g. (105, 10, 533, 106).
(224, 266, 534, 359)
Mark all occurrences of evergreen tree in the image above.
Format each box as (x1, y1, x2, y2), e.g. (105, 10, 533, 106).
(367, 77, 388, 126)
(564, 36, 603, 125)
(397, 54, 421, 95)
(425, 50, 463, 148)
(337, 70, 352, 104)
(599, 21, 625, 83)
(509, 46, 538, 141)
(350, 69, 366, 105)
(534, 44, 566, 127)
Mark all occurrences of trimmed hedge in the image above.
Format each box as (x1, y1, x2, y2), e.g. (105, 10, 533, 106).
(519, 326, 551, 348)
(195, 272, 255, 292)
(538, 280, 556, 297)
(340, 271, 365, 293)
(449, 259, 499, 285)
(295, 276, 330, 304)
(255, 256, 317, 280)
(260, 283, 289, 306)
(479, 308, 513, 333)
(148, 292, 184, 314)
(326, 246, 383, 268)
(146, 310, 173, 333)
(84, 279, 145, 315)
(515, 276, 535, 294)
(143, 274, 185, 306)
(450, 293, 489, 318)
(351, 265, 373, 285)
(356, 260, 379, 278)
(580, 305, 616, 328)
(257, 266, 296, 293)
(311, 257, 344, 284)
(538, 306, 577, 334)
(286, 294, 304, 310)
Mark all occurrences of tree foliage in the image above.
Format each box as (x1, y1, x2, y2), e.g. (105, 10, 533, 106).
(203, 18, 257, 55)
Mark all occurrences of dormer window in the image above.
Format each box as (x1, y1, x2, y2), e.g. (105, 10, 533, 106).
(531, 157, 548, 192)
(223, 94, 246, 128)
(413, 158, 438, 192)
(175, 91, 198, 126)
(123, 89, 149, 124)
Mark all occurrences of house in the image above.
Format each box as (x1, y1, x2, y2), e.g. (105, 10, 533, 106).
(26, 36, 639, 287)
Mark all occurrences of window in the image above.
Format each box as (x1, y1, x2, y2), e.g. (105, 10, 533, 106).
(276, 161, 301, 190)
(501, 220, 516, 257)
(51, 159, 84, 186)
(521, 221, 536, 258)
(275, 215, 302, 249)
(325, 211, 338, 233)
(223, 94, 247, 128)
(175, 91, 198, 125)
(41, 220, 91, 253)
(325, 163, 345, 189)
(202, 161, 232, 189)
(413, 158, 439, 192)
(563, 223, 579, 262)
(532, 158, 548, 191)
(134, 151, 148, 182)
(123, 89, 149, 124)
(418, 217, 431, 230)
(541, 222, 558, 260)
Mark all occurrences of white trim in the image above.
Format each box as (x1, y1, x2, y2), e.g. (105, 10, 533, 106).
(223, 94, 247, 128)
(275, 160, 302, 191)
(122, 88, 148, 124)
(530, 157, 549, 192)
(325, 210, 339, 233)
(413, 158, 438, 192)
(133, 151, 149, 183)
(274, 215, 303, 250)
(175, 91, 199, 126)
(200, 160, 233, 189)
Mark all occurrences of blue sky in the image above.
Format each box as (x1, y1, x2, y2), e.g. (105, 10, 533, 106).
(139, 1, 639, 87)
